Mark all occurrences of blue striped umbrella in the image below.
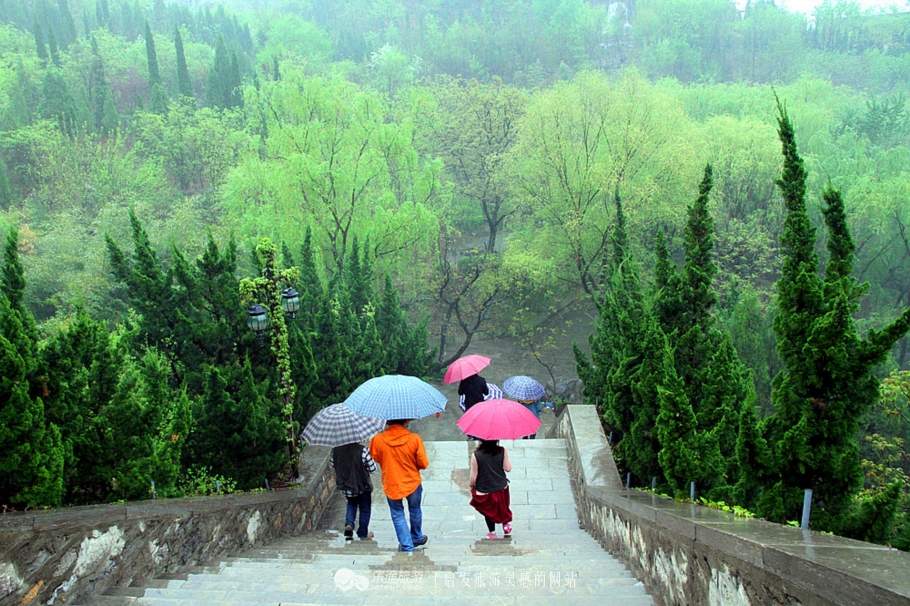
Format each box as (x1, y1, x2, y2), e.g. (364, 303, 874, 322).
(503, 375, 546, 401)
(300, 403, 387, 447)
(343, 375, 448, 420)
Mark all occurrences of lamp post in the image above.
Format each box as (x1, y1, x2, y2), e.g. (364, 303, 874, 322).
(240, 239, 302, 479)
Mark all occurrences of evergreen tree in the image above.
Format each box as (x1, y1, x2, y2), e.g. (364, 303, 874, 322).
(106, 209, 176, 350)
(57, 0, 77, 46)
(344, 237, 373, 316)
(89, 35, 117, 134)
(0, 230, 64, 508)
(205, 34, 230, 109)
(95, 0, 109, 27)
(145, 20, 161, 87)
(175, 27, 194, 100)
(33, 20, 48, 67)
(102, 348, 188, 500)
(652, 165, 753, 492)
(47, 27, 61, 67)
(734, 398, 774, 508)
(626, 314, 670, 484)
(38, 70, 77, 137)
(229, 51, 242, 108)
(297, 227, 325, 334)
(189, 361, 285, 488)
(576, 194, 649, 477)
(41, 309, 120, 503)
(651, 228, 685, 337)
(656, 348, 724, 498)
(759, 103, 910, 529)
(0, 160, 11, 208)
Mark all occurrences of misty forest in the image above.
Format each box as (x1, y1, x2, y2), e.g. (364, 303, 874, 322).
(1, 0, 910, 550)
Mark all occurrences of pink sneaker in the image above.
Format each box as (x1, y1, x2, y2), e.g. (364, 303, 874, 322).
(503, 523, 512, 536)
(485, 532, 498, 540)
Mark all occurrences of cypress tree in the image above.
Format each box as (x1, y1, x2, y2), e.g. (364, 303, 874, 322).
(656, 348, 724, 498)
(759, 103, 910, 529)
(47, 27, 61, 67)
(0, 230, 64, 508)
(653, 164, 753, 494)
(42, 309, 120, 503)
(229, 51, 242, 108)
(57, 0, 77, 46)
(298, 226, 325, 334)
(39, 70, 76, 137)
(144, 20, 161, 87)
(175, 27, 194, 100)
(105, 208, 176, 350)
(651, 228, 685, 337)
(0, 159, 11, 208)
(89, 35, 115, 133)
(34, 19, 48, 67)
(272, 55, 280, 81)
(626, 314, 671, 485)
(205, 33, 230, 108)
(82, 8, 91, 37)
(733, 398, 774, 508)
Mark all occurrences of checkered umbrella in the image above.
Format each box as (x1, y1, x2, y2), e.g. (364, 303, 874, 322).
(343, 375, 448, 420)
(300, 403, 386, 447)
(503, 375, 546, 401)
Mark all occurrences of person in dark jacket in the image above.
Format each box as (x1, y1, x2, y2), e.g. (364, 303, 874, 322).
(330, 442, 377, 540)
(459, 373, 489, 441)
(469, 439, 513, 539)
(458, 373, 489, 411)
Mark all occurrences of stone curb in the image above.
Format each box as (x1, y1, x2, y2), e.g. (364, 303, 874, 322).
(553, 405, 910, 606)
(0, 446, 335, 606)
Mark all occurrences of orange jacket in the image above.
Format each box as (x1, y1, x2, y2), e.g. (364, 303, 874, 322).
(369, 424, 428, 500)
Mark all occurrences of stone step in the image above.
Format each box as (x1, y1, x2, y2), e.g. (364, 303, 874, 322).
(77, 437, 654, 606)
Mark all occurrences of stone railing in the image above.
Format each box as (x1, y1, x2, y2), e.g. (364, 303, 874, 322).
(548, 405, 910, 606)
(0, 445, 335, 606)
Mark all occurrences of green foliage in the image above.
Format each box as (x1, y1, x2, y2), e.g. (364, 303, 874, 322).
(187, 361, 284, 489)
(0, 228, 63, 508)
(174, 27, 193, 100)
(758, 104, 910, 530)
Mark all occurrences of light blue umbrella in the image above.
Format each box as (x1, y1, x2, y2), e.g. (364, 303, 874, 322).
(300, 404, 386, 447)
(503, 375, 546, 401)
(343, 375, 448, 420)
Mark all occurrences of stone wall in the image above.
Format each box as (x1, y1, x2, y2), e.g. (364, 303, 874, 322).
(549, 405, 910, 606)
(0, 445, 335, 606)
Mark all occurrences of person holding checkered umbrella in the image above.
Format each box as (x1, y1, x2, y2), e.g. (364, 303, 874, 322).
(301, 404, 386, 540)
(343, 375, 446, 552)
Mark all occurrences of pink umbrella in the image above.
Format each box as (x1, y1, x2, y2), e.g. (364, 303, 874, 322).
(443, 354, 491, 384)
(456, 399, 542, 440)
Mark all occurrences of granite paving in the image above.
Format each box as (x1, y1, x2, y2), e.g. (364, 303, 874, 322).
(82, 439, 654, 606)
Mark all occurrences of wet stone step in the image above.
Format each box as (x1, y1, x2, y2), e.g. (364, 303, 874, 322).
(77, 439, 652, 606)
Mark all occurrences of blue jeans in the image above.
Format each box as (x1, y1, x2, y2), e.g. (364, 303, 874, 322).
(387, 484, 424, 551)
(345, 492, 372, 538)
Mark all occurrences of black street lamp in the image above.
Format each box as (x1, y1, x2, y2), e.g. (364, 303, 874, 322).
(281, 287, 301, 318)
(247, 303, 270, 345)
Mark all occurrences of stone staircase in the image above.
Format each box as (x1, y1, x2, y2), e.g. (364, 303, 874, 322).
(77, 440, 654, 605)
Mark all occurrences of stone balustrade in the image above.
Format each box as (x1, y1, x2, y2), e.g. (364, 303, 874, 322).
(0, 445, 335, 605)
(548, 405, 910, 606)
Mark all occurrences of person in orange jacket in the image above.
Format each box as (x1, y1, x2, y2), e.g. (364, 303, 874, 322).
(369, 419, 429, 552)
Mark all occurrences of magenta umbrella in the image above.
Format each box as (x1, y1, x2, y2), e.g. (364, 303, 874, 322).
(456, 399, 542, 440)
(443, 354, 491, 384)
